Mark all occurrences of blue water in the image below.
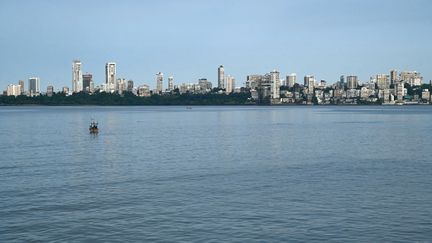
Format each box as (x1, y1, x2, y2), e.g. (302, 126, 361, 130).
(1, 106, 432, 242)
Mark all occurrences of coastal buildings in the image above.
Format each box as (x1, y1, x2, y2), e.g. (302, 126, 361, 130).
(226, 75, 235, 93)
(156, 72, 163, 94)
(82, 73, 93, 93)
(168, 76, 174, 92)
(72, 60, 82, 93)
(138, 84, 150, 97)
(347, 75, 358, 89)
(28, 77, 40, 96)
(400, 71, 423, 86)
(218, 65, 225, 89)
(117, 78, 127, 93)
(18, 80, 24, 95)
(105, 62, 116, 92)
(6, 84, 21, 96)
(2, 60, 432, 106)
(47, 85, 54, 97)
(376, 74, 390, 90)
(286, 73, 296, 88)
(270, 70, 280, 99)
(390, 70, 398, 84)
(127, 80, 134, 92)
(198, 78, 212, 91)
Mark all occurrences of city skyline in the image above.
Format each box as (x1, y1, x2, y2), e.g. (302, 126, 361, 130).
(1, 0, 431, 89)
(3, 59, 429, 94)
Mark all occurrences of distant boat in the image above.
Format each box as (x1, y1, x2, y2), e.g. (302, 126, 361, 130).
(89, 120, 99, 134)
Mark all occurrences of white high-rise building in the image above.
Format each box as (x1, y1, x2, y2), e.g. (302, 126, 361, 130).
(168, 76, 174, 91)
(72, 60, 83, 93)
(156, 72, 163, 94)
(304, 75, 315, 95)
(28, 77, 40, 96)
(287, 73, 297, 88)
(218, 65, 225, 89)
(7, 84, 21, 96)
(270, 69, 280, 99)
(226, 75, 235, 93)
(105, 62, 117, 91)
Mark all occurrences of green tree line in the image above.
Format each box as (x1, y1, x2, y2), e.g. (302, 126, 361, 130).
(0, 91, 255, 106)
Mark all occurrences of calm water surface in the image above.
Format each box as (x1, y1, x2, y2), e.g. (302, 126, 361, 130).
(1, 106, 432, 242)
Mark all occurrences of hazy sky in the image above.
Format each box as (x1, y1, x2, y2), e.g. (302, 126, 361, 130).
(1, 0, 431, 90)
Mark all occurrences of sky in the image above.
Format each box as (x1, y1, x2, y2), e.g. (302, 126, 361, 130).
(1, 0, 431, 90)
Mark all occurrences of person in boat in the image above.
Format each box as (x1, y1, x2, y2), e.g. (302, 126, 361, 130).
(89, 120, 99, 133)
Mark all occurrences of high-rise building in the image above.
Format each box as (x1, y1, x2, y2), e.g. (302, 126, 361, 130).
(82, 73, 93, 92)
(226, 75, 235, 93)
(18, 80, 24, 95)
(138, 84, 151, 97)
(399, 71, 423, 86)
(6, 84, 21, 96)
(105, 62, 117, 91)
(47, 85, 54, 97)
(270, 70, 280, 99)
(286, 73, 297, 88)
(347, 75, 358, 89)
(395, 81, 405, 101)
(376, 74, 390, 90)
(339, 75, 345, 89)
(156, 72, 163, 94)
(72, 60, 83, 93)
(28, 77, 40, 96)
(117, 78, 126, 93)
(304, 75, 315, 96)
(246, 75, 262, 89)
(390, 70, 398, 84)
(304, 75, 315, 88)
(127, 80, 134, 92)
(168, 76, 174, 91)
(218, 65, 225, 89)
(198, 78, 212, 91)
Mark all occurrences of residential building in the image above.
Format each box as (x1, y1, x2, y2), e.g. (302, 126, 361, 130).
(127, 80, 134, 92)
(376, 74, 390, 90)
(47, 85, 54, 97)
(82, 73, 93, 92)
(286, 73, 297, 88)
(218, 65, 225, 89)
(390, 69, 398, 84)
(198, 78, 212, 91)
(18, 80, 24, 95)
(72, 60, 82, 93)
(270, 70, 280, 99)
(28, 77, 40, 96)
(226, 75, 235, 93)
(105, 62, 116, 91)
(6, 84, 21, 96)
(400, 71, 423, 86)
(168, 76, 174, 91)
(347, 75, 358, 89)
(156, 72, 163, 94)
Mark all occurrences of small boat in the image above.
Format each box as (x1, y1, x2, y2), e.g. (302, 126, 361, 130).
(89, 120, 99, 134)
